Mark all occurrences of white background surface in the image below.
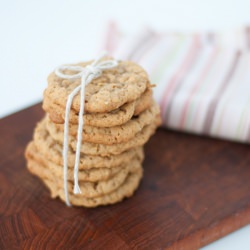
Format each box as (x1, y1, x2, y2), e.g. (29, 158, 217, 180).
(1, 0, 250, 249)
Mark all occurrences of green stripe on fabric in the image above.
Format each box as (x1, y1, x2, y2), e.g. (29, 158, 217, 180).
(214, 54, 245, 136)
(151, 34, 186, 84)
(236, 96, 250, 139)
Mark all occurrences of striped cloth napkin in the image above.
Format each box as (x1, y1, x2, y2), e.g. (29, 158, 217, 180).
(103, 23, 250, 143)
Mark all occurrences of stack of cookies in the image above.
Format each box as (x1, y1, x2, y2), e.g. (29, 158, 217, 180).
(25, 59, 161, 207)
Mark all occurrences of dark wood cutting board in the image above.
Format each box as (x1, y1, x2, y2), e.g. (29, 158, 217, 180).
(1, 103, 250, 250)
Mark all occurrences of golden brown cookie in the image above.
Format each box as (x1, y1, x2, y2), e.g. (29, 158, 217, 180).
(134, 87, 153, 115)
(27, 156, 141, 198)
(43, 88, 153, 127)
(44, 115, 161, 156)
(44, 60, 150, 114)
(41, 167, 143, 207)
(31, 123, 144, 169)
(47, 101, 160, 145)
(26, 142, 143, 182)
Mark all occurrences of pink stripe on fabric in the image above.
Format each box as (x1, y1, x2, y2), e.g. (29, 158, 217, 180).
(246, 119, 250, 142)
(202, 50, 242, 134)
(179, 46, 218, 128)
(126, 29, 155, 60)
(149, 34, 179, 77)
(160, 34, 200, 122)
(104, 21, 118, 54)
(246, 26, 250, 49)
(130, 33, 159, 62)
(136, 34, 163, 63)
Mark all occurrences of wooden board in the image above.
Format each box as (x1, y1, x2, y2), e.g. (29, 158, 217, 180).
(1, 103, 250, 250)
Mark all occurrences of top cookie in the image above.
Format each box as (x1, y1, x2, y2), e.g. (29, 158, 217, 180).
(44, 60, 150, 113)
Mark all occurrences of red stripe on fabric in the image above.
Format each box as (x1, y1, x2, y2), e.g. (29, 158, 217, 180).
(160, 34, 200, 121)
(179, 46, 218, 128)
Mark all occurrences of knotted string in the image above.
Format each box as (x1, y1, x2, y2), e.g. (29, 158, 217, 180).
(55, 53, 118, 206)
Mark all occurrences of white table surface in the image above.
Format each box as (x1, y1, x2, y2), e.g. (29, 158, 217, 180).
(1, 1, 250, 248)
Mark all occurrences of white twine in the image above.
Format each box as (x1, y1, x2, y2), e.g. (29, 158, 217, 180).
(54, 53, 118, 206)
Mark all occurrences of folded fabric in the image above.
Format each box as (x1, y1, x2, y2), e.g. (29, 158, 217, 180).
(103, 23, 250, 143)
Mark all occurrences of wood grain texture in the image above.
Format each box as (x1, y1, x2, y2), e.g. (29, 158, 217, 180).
(0, 103, 250, 250)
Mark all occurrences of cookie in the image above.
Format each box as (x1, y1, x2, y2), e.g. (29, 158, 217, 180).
(44, 96, 136, 126)
(47, 101, 160, 145)
(41, 167, 143, 207)
(27, 142, 109, 181)
(43, 88, 153, 127)
(134, 87, 153, 116)
(32, 124, 144, 169)
(45, 115, 161, 156)
(44, 60, 150, 114)
(26, 142, 142, 182)
(27, 156, 141, 198)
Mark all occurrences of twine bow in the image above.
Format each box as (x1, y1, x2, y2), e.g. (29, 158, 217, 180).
(55, 53, 118, 206)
